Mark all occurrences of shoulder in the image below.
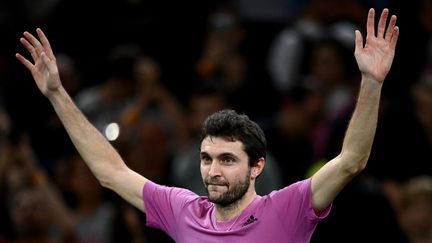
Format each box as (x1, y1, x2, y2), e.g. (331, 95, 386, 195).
(144, 180, 198, 199)
(269, 178, 312, 197)
(260, 178, 313, 209)
(144, 180, 214, 211)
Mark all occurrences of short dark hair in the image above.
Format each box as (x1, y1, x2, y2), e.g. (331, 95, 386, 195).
(200, 109, 266, 167)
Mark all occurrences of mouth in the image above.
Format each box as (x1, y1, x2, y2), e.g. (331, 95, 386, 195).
(207, 184, 227, 188)
(206, 183, 229, 193)
(205, 178, 229, 186)
(206, 181, 229, 187)
(207, 185, 227, 198)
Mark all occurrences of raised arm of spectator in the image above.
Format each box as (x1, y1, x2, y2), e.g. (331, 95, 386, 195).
(15, 29, 149, 212)
(311, 8, 399, 211)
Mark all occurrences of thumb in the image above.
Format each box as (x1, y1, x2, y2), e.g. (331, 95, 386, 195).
(354, 30, 363, 55)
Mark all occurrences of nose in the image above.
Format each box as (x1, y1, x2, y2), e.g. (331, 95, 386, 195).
(208, 162, 221, 177)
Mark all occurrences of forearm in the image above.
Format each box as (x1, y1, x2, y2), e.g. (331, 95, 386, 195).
(340, 76, 382, 173)
(48, 86, 127, 185)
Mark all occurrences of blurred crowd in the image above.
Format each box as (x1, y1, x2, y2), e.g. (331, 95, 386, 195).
(0, 0, 431, 242)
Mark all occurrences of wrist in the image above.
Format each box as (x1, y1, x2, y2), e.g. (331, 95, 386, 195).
(361, 75, 384, 89)
(47, 85, 68, 105)
(361, 71, 386, 84)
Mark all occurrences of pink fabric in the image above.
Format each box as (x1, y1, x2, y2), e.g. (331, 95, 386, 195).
(143, 178, 330, 243)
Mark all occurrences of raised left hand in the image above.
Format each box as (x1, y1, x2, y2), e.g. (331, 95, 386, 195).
(354, 8, 399, 82)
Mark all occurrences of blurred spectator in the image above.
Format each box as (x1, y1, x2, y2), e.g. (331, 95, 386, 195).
(111, 202, 148, 243)
(396, 175, 432, 243)
(0, 130, 75, 242)
(194, 4, 276, 118)
(269, 36, 359, 175)
(74, 43, 138, 135)
(266, 81, 324, 185)
(195, 5, 247, 94)
(306, 38, 359, 163)
(55, 152, 147, 243)
(0, 105, 14, 239)
(367, 63, 432, 185)
(55, 153, 150, 243)
(7, 186, 73, 243)
(66, 154, 116, 243)
(266, 0, 364, 92)
(234, 0, 304, 23)
(56, 53, 83, 98)
(420, 0, 432, 54)
(311, 175, 409, 243)
(0, 105, 10, 145)
(117, 54, 187, 184)
(411, 65, 432, 147)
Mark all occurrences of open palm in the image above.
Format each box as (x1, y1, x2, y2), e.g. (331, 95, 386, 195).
(355, 8, 399, 82)
(16, 28, 61, 97)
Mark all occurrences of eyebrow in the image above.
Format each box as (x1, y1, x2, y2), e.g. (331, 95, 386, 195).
(200, 151, 239, 160)
(200, 152, 210, 157)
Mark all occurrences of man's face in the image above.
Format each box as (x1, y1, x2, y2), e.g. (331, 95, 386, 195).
(200, 136, 252, 207)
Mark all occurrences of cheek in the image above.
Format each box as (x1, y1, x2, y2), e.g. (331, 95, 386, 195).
(200, 164, 208, 178)
(227, 167, 250, 183)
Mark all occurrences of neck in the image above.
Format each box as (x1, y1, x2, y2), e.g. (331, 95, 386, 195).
(215, 187, 257, 221)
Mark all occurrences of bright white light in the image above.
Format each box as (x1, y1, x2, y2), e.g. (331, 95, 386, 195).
(105, 122, 120, 141)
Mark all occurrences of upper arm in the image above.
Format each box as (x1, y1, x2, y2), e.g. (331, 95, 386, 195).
(105, 167, 148, 213)
(311, 154, 358, 211)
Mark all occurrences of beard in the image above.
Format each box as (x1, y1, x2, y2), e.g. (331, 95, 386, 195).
(204, 169, 251, 207)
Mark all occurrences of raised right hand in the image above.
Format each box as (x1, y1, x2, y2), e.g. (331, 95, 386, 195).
(16, 28, 61, 97)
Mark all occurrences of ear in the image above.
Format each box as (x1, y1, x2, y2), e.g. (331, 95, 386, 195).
(251, 158, 265, 179)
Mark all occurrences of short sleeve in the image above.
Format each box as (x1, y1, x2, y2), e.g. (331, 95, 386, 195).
(269, 178, 331, 225)
(143, 180, 198, 236)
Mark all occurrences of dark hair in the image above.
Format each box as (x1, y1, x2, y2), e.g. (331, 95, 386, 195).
(200, 109, 266, 167)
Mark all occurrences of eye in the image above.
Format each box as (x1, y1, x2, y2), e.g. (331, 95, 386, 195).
(221, 156, 235, 164)
(200, 154, 212, 165)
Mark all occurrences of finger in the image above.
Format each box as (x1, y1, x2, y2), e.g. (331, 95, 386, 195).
(377, 8, 389, 38)
(20, 37, 38, 61)
(354, 30, 363, 55)
(390, 26, 399, 50)
(366, 8, 375, 39)
(23, 31, 44, 56)
(36, 28, 55, 59)
(15, 53, 34, 71)
(385, 15, 397, 41)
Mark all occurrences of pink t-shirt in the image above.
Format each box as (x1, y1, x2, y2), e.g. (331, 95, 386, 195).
(143, 178, 330, 243)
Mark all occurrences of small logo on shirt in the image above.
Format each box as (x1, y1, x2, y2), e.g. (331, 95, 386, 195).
(242, 215, 258, 227)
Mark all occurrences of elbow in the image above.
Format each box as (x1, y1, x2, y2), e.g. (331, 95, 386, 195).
(98, 171, 121, 190)
(96, 172, 114, 189)
(99, 177, 111, 189)
(347, 160, 368, 176)
(98, 165, 130, 190)
(94, 168, 120, 190)
(340, 151, 370, 176)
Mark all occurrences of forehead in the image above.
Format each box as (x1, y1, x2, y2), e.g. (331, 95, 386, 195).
(200, 136, 246, 156)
